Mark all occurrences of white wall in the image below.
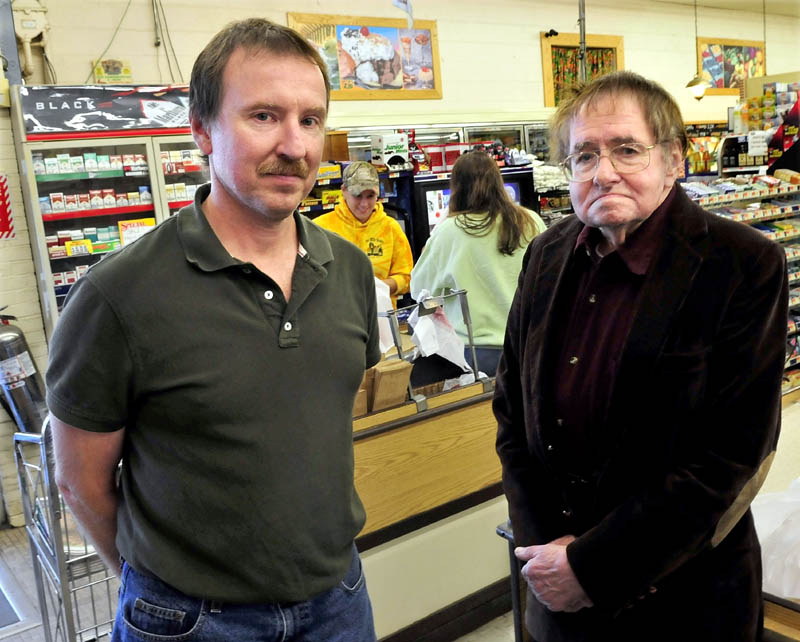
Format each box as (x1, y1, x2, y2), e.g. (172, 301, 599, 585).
(31, 0, 800, 127)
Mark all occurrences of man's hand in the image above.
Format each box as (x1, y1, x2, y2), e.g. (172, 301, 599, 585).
(514, 535, 593, 613)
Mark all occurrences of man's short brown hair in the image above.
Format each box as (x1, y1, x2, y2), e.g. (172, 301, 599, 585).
(189, 18, 331, 127)
(549, 71, 687, 163)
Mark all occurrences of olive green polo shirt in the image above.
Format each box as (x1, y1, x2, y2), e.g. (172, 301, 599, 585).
(46, 183, 380, 603)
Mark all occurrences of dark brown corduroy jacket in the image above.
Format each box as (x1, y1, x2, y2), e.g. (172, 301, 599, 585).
(494, 184, 788, 642)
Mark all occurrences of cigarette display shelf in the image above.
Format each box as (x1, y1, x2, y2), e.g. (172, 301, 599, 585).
(42, 204, 155, 222)
(35, 168, 149, 183)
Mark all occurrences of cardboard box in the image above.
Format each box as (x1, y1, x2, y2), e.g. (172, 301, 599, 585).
(352, 387, 368, 417)
(371, 133, 408, 165)
(370, 359, 412, 411)
(323, 130, 350, 161)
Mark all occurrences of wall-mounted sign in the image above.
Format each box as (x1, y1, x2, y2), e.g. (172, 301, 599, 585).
(18, 85, 190, 139)
(94, 59, 133, 84)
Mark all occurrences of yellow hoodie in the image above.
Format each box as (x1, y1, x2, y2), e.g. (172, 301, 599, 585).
(314, 198, 414, 306)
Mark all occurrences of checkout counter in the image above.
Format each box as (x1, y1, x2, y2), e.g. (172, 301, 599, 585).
(353, 292, 510, 639)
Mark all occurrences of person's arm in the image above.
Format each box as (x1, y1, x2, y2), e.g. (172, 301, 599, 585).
(52, 415, 125, 573)
(409, 222, 447, 300)
(386, 220, 414, 296)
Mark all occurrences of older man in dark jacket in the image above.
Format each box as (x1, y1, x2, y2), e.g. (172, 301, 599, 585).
(494, 71, 787, 642)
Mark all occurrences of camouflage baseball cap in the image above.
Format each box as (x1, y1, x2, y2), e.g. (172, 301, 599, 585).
(342, 161, 380, 195)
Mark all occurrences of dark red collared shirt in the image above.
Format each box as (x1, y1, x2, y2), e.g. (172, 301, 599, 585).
(550, 185, 677, 474)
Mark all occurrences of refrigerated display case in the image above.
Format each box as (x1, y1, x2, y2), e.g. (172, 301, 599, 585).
(10, 84, 200, 341)
(463, 123, 524, 150)
(525, 122, 552, 162)
(344, 125, 463, 162)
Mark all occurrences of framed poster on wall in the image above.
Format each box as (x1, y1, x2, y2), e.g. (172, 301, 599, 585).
(697, 37, 765, 96)
(287, 13, 442, 100)
(540, 32, 624, 107)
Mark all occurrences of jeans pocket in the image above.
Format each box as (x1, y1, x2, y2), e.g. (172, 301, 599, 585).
(340, 546, 365, 594)
(119, 566, 205, 640)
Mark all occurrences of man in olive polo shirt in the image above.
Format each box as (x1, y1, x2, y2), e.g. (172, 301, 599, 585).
(46, 18, 380, 642)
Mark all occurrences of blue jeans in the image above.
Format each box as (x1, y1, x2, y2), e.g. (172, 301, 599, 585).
(112, 546, 376, 641)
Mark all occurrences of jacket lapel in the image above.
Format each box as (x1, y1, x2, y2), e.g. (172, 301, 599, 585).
(529, 218, 583, 419)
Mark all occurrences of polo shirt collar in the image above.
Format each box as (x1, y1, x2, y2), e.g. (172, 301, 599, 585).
(178, 183, 334, 271)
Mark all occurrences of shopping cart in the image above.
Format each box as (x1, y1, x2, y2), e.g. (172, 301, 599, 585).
(14, 419, 118, 642)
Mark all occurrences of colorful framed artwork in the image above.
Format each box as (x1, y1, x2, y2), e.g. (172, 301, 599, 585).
(287, 13, 442, 100)
(697, 38, 766, 96)
(540, 32, 624, 107)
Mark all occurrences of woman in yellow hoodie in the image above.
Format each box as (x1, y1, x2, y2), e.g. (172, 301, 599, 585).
(314, 161, 413, 306)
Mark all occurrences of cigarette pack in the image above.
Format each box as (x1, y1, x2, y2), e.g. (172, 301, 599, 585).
(57, 153, 72, 173)
(115, 193, 129, 207)
(89, 189, 103, 209)
(70, 156, 86, 173)
(102, 188, 116, 207)
(83, 152, 98, 171)
(109, 155, 123, 170)
(44, 157, 60, 174)
(50, 192, 65, 212)
(97, 155, 112, 171)
(78, 193, 91, 209)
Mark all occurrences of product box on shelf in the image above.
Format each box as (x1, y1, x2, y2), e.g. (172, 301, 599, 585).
(83, 152, 98, 171)
(317, 163, 342, 180)
(371, 133, 409, 165)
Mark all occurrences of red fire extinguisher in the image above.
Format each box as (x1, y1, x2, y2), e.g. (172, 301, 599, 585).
(0, 306, 47, 433)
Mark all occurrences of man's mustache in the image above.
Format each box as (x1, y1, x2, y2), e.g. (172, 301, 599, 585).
(257, 160, 309, 179)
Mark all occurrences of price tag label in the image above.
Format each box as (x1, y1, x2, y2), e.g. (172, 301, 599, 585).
(747, 131, 769, 157)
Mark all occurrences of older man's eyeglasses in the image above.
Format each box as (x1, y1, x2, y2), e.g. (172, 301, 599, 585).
(560, 142, 659, 182)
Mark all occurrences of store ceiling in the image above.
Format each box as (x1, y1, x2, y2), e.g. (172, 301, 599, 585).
(654, 0, 800, 18)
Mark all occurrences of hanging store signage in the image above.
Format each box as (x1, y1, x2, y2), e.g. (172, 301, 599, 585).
(0, 173, 15, 240)
(18, 85, 190, 140)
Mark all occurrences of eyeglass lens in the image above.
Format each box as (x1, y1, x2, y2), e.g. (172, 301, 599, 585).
(565, 143, 651, 181)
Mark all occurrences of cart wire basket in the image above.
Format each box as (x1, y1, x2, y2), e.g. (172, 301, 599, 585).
(14, 419, 118, 642)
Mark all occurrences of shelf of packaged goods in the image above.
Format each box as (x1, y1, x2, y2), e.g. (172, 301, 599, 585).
(790, 294, 800, 309)
(716, 204, 800, 225)
(691, 184, 800, 207)
(315, 177, 343, 186)
(49, 249, 113, 262)
(755, 229, 800, 243)
(786, 355, 800, 369)
(35, 167, 151, 182)
(790, 273, 800, 286)
(163, 167, 206, 177)
(541, 206, 573, 215)
(168, 200, 192, 209)
(720, 165, 767, 174)
(42, 204, 155, 222)
(297, 197, 389, 215)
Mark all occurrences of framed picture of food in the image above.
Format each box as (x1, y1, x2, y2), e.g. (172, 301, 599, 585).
(540, 32, 624, 107)
(696, 37, 765, 97)
(288, 13, 442, 100)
